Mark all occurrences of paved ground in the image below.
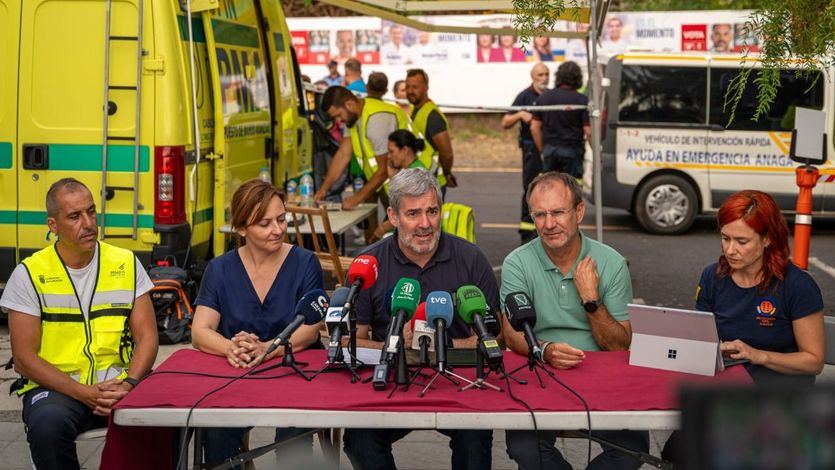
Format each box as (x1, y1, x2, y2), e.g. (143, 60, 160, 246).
(1, 169, 834, 468)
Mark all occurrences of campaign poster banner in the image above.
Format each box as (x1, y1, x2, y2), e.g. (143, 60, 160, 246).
(290, 31, 310, 63)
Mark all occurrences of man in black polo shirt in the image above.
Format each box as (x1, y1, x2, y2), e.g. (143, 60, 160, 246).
(343, 168, 499, 470)
(531, 61, 590, 179)
(503, 63, 550, 243)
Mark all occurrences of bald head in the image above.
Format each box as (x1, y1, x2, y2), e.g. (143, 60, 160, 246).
(530, 63, 549, 92)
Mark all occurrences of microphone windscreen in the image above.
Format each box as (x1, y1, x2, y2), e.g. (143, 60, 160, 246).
(425, 291, 454, 326)
(410, 302, 427, 329)
(455, 285, 487, 325)
(295, 289, 329, 325)
(329, 287, 350, 309)
(348, 255, 379, 290)
(390, 277, 420, 319)
(504, 292, 537, 331)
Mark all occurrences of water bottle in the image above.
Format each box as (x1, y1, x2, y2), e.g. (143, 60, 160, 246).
(353, 176, 364, 193)
(258, 166, 271, 184)
(286, 179, 298, 203)
(299, 172, 314, 206)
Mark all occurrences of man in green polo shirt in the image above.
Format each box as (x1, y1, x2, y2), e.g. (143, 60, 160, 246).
(499, 171, 648, 470)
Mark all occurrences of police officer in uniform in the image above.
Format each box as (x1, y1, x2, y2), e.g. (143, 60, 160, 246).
(503, 63, 549, 243)
(1, 178, 158, 470)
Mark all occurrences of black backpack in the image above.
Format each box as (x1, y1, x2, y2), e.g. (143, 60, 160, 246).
(148, 266, 194, 344)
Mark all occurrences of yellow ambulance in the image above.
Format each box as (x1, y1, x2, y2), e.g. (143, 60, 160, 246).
(0, 0, 312, 285)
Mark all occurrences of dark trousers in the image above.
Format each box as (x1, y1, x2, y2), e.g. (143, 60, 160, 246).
(22, 387, 108, 470)
(202, 426, 315, 470)
(520, 140, 543, 227)
(543, 144, 585, 179)
(505, 429, 649, 470)
(343, 428, 492, 470)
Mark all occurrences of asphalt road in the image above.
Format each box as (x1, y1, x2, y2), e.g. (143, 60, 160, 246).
(448, 170, 835, 316)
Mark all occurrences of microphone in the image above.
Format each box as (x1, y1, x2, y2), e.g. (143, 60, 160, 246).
(372, 287, 395, 390)
(343, 255, 379, 314)
(266, 289, 329, 355)
(411, 303, 431, 365)
(385, 278, 420, 361)
(325, 287, 351, 363)
(483, 305, 502, 337)
(504, 292, 543, 363)
(425, 291, 454, 372)
(455, 285, 503, 366)
(410, 302, 434, 351)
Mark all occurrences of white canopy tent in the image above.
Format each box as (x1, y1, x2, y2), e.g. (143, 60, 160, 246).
(316, 0, 612, 241)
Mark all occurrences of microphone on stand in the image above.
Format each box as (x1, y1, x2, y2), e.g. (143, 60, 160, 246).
(266, 290, 329, 356)
(425, 291, 453, 373)
(504, 292, 544, 363)
(373, 278, 419, 391)
(325, 287, 351, 363)
(455, 285, 503, 367)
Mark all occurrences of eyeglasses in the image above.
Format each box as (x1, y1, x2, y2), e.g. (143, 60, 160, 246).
(530, 208, 574, 221)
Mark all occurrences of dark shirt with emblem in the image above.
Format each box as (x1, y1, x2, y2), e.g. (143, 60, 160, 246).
(532, 86, 589, 147)
(354, 231, 500, 342)
(696, 262, 823, 385)
(508, 85, 540, 143)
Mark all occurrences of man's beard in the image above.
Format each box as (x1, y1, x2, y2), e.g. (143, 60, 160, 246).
(399, 227, 440, 255)
(345, 112, 359, 128)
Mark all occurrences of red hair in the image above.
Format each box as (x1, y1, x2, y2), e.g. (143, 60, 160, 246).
(716, 190, 789, 291)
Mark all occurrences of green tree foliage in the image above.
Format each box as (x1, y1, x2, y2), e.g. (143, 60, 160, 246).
(613, 0, 763, 11)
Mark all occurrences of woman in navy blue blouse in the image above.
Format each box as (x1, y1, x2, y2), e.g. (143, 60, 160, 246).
(192, 179, 325, 468)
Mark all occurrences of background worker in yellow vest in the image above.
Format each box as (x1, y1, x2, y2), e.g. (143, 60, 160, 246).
(313, 86, 410, 210)
(405, 69, 457, 192)
(0, 179, 158, 470)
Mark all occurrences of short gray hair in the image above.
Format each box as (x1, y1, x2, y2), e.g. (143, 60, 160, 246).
(46, 178, 90, 217)
(388, 168, 442, 213)
(526, 171, 583, 208)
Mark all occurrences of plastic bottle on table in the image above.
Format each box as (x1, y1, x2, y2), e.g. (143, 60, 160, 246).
(258, 166, 271, 184)
(299, 172, 314, 206)
(353, 176, 364, 194)
(286, 179, 298, 204)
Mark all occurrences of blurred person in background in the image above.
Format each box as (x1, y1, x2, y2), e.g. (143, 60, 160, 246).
(343, 58, 366, 93)
(503, 63, 550, 243)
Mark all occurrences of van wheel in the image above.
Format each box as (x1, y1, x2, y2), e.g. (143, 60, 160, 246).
(634, 175, 698, 235)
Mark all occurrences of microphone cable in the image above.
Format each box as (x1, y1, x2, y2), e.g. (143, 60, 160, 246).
(502, 373, 544, 470)
(173, 353, 296, 469)
(545, 371, 593, 467)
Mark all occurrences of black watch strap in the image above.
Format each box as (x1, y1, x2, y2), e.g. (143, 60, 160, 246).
(124, 376, 140, 388)
(583, 299, 602, 313)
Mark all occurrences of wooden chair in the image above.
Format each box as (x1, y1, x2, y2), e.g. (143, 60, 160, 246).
(285, 204, 353, 283)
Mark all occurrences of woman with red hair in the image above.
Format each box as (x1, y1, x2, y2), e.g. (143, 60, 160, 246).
(700, 190, 825, 385)
(662, 190, 826, 463)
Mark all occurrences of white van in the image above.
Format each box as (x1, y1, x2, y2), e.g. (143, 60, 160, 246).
(587, 54, 835, 234)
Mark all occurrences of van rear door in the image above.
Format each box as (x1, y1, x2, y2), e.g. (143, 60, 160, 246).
(17, 0, 153, 257)
(0, 0, 20, 282)
(706, 64, 827, 211)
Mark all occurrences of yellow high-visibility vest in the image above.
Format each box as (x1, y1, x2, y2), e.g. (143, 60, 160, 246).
(411, 100, 449, 187)
(350, 98, 410, 192)
(18, 242, 136, 395)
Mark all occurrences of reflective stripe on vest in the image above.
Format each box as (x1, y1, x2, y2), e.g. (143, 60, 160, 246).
(350, 98, 410, 191)
(411, 100, 449, 187)
(18, 242, 136, 395)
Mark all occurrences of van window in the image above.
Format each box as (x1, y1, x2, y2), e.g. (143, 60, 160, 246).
(618, 65, 707, 124)
(709, 69, 824, 131)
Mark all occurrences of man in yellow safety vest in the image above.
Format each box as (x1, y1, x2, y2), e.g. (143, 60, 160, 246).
(314, 86, 410, 210)
(1, 178, 158, 469)
(405, 69, 457, 192)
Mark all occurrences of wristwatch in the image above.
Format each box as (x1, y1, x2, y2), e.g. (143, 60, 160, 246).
(124, 376, 140, 388)
(583, 299, 602, 313)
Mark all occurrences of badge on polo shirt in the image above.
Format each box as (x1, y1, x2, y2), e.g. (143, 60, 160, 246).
(755, 297, 777, 327)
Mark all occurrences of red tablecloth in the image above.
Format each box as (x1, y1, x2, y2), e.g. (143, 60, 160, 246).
(101, 348, 751, 469)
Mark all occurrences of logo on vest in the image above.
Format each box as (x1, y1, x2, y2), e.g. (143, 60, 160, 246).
(755, 298, 777, 327)
(38, 274, 62, 284)
(109, 262, 126, 279)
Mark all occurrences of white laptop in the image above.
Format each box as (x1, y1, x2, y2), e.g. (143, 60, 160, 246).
(628, 304, 728, 376)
